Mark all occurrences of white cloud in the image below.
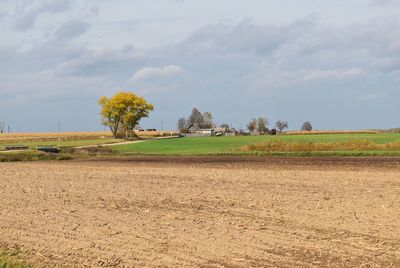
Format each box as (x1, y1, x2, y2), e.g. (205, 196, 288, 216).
(303, 68, 364, 82)
(358, 92, 385, 101)
(131, 65, 184, 83)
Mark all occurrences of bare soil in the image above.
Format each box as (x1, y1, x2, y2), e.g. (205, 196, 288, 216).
(1, 157, 400, 267)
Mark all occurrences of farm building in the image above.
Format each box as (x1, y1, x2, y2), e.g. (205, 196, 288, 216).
(132, 125, 144, 132)
(186, 126, 231, 137)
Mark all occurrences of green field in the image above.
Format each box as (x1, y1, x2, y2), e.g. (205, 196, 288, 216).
(114, 133, 400, 156)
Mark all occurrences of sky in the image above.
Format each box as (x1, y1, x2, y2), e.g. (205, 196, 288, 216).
(0, 0, 399, 132)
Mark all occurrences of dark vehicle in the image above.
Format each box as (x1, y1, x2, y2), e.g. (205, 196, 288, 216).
(270, 128, 277, 135)
(4, 145, 29, 151)
(146, 129, 157, 131)
(37, 146, 60, 153)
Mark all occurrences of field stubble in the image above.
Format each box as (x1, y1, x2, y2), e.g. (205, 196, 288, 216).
(1, 158, 400, 267)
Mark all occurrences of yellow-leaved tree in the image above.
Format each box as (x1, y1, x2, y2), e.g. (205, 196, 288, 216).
(99, 92, 154, 138)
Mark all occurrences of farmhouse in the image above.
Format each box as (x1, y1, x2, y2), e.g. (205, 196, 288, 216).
(186, 126, 230, 137)
(132, 125, 144, 132)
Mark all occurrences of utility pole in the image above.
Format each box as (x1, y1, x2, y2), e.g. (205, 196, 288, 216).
(58, 121, 61, 147)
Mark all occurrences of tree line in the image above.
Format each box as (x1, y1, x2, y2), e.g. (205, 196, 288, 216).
(98, 91, 313, 138)
(177, 107, 313, 134)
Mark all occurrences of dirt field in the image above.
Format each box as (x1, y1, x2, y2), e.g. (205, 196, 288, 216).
(1, 157, 400, 267)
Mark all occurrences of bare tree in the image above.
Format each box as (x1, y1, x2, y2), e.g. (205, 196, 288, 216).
(275, 120, 288, 133)
(301, 121, 313, 131)
(220, 123, 230, 130)
(202, 112, 214, 128)
(257, 117, 268, 133)
(247, 119, 257, 133)
(187, 107, 204, 129)
(0, 121, 5, 134)
(177, 118, 188, 133)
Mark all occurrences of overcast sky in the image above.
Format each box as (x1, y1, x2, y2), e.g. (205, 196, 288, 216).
(1, 0, 399, 132)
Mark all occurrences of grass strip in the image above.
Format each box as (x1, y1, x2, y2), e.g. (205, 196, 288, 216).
(0, 249, 30, 268)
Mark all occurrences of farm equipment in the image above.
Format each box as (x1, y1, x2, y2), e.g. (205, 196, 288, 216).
(36, 145, 60, 153)
(215, 132, 223, 136)
(4, 145, 29, 151)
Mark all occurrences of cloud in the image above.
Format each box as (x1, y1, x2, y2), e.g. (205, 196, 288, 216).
(2, 4, 400, 130)
(0, 70, 116, 108)
(54, 20, 90, 40)
(246, 66, 366, 94)
(14, 0, 71, 30)
(131, 65, 184, 83)
(39, 0, 71, 13)
(90, 6, 99, 17)
(14, 12, 37, 31)
(303, 68, 364, 82)
(0, 42, 145, 107)
(55, 47, 147, 78)
(182, 16, 318, 57)
(167, 16, 400, 97)
(370, 0, 399, 6)
(358, 92, 385, 101)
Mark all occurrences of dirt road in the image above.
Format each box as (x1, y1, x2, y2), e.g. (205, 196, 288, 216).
(1, 157, 400, 267)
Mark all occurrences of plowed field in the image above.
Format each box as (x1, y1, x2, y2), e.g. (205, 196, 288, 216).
(1, 157, 400, 267)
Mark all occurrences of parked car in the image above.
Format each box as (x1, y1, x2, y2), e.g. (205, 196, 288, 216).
(37, 146, 60, 153)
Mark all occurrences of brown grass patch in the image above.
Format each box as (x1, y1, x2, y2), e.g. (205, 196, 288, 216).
(0, 132, 113, 142)
(241, 140, 400, 152)
(0, 131, 179, 142)
(285, 130, 380, 135)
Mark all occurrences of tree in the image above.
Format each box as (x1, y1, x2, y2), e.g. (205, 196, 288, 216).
(301, 121, 313, 131)
(177, 117, 188, 133)
(99, 92, 154, 138)
(257, 117, 268, 133)
(275, 120, 288, 133)
(220, 123, 230, 130)
(0, 121, 5, 134)
(247, 119, 257, 133)
(202, 112, 214, 128)
(187, 107, 204, 129)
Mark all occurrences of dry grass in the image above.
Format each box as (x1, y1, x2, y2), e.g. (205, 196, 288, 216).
(285, 130, 380, 135)
(0, 132, 113, 142)
(241, 140, 400, 152)
(0, 131, 179, 142)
